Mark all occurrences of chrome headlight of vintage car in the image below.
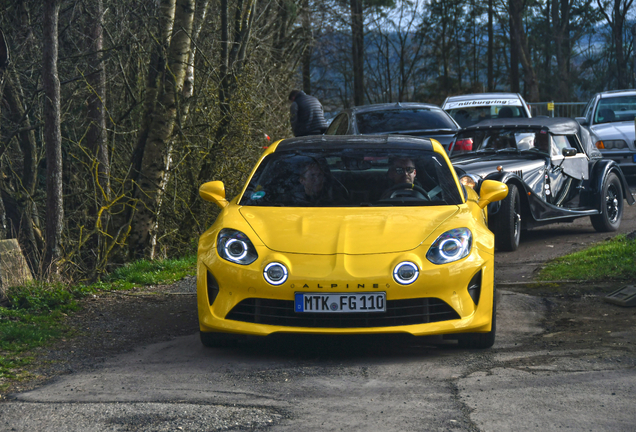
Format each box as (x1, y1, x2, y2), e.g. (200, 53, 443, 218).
(426, 228, 472, 264)
(458, 174, 481, 189)
(217, 228, 258, 265)
(596, 139, 627, 150)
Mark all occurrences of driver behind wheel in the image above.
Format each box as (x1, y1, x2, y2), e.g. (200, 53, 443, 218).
(380, 157, 419, 199)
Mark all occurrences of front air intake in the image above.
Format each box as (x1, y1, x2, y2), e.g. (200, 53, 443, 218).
(467, 271, 482, 305)
(225, 297, 460, 328)
(207, 270, 219, 306)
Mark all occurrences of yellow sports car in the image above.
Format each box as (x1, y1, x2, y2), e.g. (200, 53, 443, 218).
(197, 135, 508, 348)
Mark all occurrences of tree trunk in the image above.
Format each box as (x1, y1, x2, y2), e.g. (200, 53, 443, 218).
(128, 0, 195, 260)
(86, 0, 110, 200)
(42, 0, 63, 276)
(350, 0, 364, 106)
(510, 0, 539, 101)
(487, 0, 493, 91)
(3, 67, 41, 271)
(509, 0, 520, 93)
(301, 0, 312, 94)
(552, 0, 571, 101)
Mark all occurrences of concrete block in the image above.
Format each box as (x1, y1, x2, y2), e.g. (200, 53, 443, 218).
(0, 239, 33, 298)
(604, 285, 636, 307)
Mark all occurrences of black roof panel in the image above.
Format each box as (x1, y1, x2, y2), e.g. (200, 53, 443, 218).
(275, 134, 434, 152)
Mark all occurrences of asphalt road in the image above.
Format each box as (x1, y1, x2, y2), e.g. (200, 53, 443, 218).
(2, 180, 636, 432)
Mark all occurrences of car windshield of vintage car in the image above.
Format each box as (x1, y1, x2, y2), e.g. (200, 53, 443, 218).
(594, 96, 636, 125)
(451, 129, 554, 156)
(447, 105, 527, 128)
(355, 109, 457, 134)
(239, 148, 463, 207)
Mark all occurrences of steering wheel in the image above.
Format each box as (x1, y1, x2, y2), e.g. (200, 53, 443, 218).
(385, 182, 430, 200)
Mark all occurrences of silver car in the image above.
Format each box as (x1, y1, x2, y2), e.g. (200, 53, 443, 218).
(577, 89, 636, 175)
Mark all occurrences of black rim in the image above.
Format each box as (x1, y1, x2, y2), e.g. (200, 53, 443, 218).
(606, 183, 620, 223)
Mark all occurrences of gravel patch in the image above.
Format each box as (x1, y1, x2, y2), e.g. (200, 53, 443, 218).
(0, 401, 282, 431)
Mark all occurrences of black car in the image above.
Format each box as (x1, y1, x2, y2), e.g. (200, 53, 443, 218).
(450, 117, 635, 251)
(325, 102, 460, 151)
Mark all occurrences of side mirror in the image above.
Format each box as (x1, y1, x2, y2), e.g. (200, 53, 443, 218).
(478, 180, 508, 209)
(575, 117, 588, 126)
(562, 148, 577, 157)
(199, 181, 229, 209)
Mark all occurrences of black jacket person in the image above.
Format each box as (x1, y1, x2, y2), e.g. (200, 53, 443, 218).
(288, 90, 328, 137)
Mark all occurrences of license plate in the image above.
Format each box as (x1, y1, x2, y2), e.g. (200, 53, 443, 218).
(633, 154, 636, 163)
(295, 292, 386, 313)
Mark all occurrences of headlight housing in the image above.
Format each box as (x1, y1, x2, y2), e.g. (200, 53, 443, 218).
(426, 228, 472, 264)
(596, 139, 627, 150)
(217, 229, 258, 265)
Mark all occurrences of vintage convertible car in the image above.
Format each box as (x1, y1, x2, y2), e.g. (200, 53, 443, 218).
(450, 118, 635, 252)
(197, 135, 508, 349)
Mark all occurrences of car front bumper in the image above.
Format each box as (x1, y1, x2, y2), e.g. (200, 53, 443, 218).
(197, 246, 495, 337)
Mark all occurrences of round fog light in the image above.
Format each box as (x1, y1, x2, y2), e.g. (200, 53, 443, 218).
(393, 261, 419, 285)
(264, 262, 288, 285)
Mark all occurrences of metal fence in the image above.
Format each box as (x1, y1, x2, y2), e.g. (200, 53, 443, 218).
(528, 102, 587, 118)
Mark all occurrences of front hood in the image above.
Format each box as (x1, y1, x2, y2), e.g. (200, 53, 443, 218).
(452, 155, 544, 178)
(591, 122, 635, 142)
(239, 206, 460, 254)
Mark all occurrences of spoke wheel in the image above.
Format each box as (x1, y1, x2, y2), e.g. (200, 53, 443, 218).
(492, 183, 521, 251)
(591, 172, 623, 232)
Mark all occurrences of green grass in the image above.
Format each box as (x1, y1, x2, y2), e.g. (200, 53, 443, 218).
(538, 235, 636, 282)
(0, 254, 196, 392)
(92, 255, 197, 291)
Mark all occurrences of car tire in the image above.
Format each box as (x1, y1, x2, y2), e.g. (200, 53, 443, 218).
(200, 331, 238, 348)
(457, 288, 496, 349)
(590, 172, 623, 232)
(492, 183, 521, 251)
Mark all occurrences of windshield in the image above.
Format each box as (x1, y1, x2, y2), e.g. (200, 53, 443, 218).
(447, 104, 527, 128)
(240, 148, 463, 207)
(451, 128, 553, 156)
(594, 95, 636, 124)
(355, 109, 457, 134)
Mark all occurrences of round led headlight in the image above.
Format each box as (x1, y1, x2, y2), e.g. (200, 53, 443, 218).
(217, 228, 258, 265)
(263, 262, 288, 285)
(393, 261, 419, 285)
(426, 228, 472, 265)
(438, 238, 462, 260)
(225, 239, 248, 260)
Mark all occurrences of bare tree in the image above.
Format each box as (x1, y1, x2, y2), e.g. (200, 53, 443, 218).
(509, 0, 539, 100)
(128, 0, 196, 259)
(596, 0, 635, 88)
(350, 0, 364, 105)
(42, 0, 63, 275)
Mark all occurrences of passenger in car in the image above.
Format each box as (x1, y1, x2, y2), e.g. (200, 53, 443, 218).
(296, 161, 328, 204)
